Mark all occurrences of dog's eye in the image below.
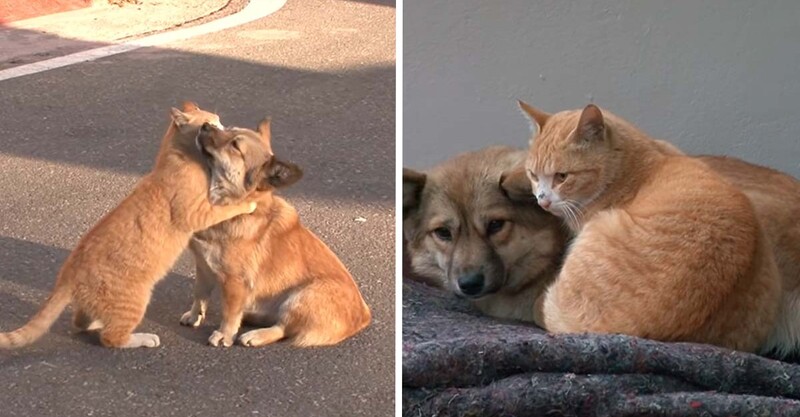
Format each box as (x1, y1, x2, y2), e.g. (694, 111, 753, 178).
(432, 227, 452, 242)
(553, 172, 568, 184)
(486, 220, 506, 236)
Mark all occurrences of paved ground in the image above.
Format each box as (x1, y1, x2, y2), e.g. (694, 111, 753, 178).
(0, 0, 235, 68)
(0, 0, 396, 416)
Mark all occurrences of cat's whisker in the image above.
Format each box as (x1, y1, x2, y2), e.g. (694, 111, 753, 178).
(563, 200, 585, 230)
(570, 201, 585, 219)
(563, 204, 576, 229)
(558, 201, 580, 230)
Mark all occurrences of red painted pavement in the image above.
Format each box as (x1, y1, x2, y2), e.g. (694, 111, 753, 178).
(0, 0, 91, 23)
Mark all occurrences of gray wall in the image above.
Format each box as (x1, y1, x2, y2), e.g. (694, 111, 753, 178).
(404, 1, 800, 178)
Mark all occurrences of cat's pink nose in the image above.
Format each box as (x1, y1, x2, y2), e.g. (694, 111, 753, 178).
(539, 199, 552, 209)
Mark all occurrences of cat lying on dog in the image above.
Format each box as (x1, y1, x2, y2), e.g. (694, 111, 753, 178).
(406, 113, 800, 356)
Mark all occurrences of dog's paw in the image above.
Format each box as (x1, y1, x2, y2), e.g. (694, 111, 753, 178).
(208, 330, 233, 347)
(180, 310, 204, 327)
(246, 201, 257, 213)
(238, 331, 259, 347)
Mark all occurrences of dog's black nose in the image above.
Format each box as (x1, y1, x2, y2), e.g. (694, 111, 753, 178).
(457, 273, 485, 296)
(200, 122, 213, 132)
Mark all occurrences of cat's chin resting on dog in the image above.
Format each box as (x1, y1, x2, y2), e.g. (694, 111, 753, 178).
(518, 101, 784, 355)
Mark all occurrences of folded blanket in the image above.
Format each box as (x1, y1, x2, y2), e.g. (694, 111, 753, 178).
(402, 279, 800, 416)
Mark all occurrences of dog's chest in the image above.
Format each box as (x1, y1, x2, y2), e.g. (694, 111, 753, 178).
(191, 219, 259, 278)
(191, 237, 225, 275)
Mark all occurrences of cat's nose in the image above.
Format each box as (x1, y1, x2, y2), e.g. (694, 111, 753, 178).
(539, 199, 552, 209)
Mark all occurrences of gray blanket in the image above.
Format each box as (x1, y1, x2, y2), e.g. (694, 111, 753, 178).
(402, 279, 800, 416)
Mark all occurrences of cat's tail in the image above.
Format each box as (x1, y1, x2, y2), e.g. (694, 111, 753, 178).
(0, 282, 71, 349)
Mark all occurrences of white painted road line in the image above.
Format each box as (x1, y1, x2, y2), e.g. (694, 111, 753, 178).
(0, 0, 287, 83)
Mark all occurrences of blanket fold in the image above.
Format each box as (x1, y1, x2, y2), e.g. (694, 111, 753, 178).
(403, 279, 800, 416)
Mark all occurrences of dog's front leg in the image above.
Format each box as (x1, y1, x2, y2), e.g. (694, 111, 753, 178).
(208, 275, 248, 347)
(181, 249, 217, 328)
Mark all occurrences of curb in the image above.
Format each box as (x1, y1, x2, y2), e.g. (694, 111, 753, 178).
(0, 0, 287, 82)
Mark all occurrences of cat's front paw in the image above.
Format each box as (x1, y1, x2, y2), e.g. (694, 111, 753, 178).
(180, 310, 204, 327)
(208, 330, 234, 347)
(246, 201, 257, 214)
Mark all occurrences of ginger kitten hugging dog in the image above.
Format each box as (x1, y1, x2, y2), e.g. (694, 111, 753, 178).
(0, 102, 256, 349)
(180, 121, 371, 347)
(517, 101, 781, 352)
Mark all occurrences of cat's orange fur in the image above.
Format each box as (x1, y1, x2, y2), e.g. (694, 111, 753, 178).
(520, 102, 781, 352)
(0, 102, 256, 349)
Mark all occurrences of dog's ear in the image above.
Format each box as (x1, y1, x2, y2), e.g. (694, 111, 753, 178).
(403, 168, 426, 219)
(500, 167, 535, 202)
(170, 107, 190, 128)
(257, 117, 272, 147)
(257, 157, 303, 190)
(182, 101, 200, 112)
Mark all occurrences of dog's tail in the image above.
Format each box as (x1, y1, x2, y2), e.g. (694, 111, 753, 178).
(0, 282, 71, 349)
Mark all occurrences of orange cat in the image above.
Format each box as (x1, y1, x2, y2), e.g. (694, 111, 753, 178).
(519, 101, 781, 352)
(0, 102, 256, 349)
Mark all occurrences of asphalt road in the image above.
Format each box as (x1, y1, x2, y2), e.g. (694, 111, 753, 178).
(0, 1, 396, 416)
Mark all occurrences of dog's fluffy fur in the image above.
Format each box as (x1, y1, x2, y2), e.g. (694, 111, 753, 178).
(403, 146, 568, 322)
(181, 121, 371, 347)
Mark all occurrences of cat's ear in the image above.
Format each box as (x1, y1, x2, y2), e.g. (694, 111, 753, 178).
(182, 101, 199, 112)
(403, 168, 426, 219)
(517, 100, 550, 136)
(577, 104, 605, 144)
(170, 107, 190, 128)
(500, 167, 535, 203)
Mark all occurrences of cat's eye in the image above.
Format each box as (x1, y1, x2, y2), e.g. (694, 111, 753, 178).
(553, 172, 568, 184)
(527, 170, 538, 182)
(432, 227, 453, 242)
(486, 220, 506, 236)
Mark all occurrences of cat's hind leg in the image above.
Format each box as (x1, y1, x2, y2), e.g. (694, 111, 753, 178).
(98, 302, 159, 348)
(71, 308, 103, 332)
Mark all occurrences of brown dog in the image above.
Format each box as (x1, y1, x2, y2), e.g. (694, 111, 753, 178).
(180, 121, 372, 347)
(404, 146, 569, 322)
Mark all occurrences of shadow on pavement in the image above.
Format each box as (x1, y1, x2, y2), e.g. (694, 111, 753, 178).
(0, 25, 105, 69)
(0, 28, 394, 205)
(0, 2, 394, 412)
(0, 236, 196, 341)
